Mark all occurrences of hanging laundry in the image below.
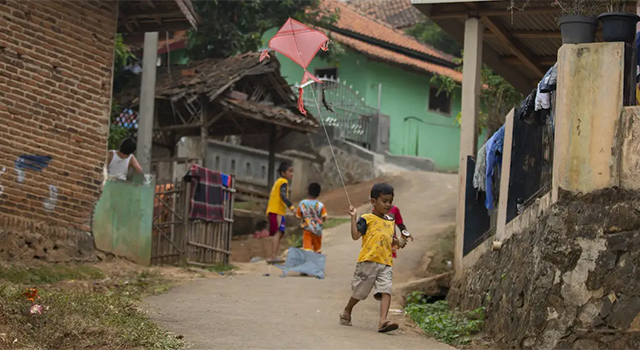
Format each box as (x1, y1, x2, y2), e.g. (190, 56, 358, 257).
(186, 164, 224, 222)
(539, 63, 557, 93)
(535, 64, 558, 112)
(515, 89, 537, 120)
(473, 143, 487, 192)
(485, 125, 505, 210)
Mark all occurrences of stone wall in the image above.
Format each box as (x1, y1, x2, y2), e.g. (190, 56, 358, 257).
(448, 188, 640, 349)
(242, 128, 381, 192)
(0, 0, 118, 248)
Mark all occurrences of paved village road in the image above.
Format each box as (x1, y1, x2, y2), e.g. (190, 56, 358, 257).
(144, 171, 458, 350)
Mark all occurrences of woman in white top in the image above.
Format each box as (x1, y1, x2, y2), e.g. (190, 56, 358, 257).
(107, 138, 144, 180)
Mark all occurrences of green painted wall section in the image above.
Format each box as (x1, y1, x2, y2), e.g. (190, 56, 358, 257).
(93, 174, 156, 265)
(262, 28, 468, 171)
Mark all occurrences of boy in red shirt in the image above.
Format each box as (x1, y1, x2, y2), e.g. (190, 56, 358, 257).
(386, 206, 412, 258)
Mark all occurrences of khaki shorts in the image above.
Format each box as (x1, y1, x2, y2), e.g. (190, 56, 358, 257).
(351, 261, 393, 301)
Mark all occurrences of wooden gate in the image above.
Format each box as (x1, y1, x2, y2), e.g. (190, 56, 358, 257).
(152, 176, 235, 266)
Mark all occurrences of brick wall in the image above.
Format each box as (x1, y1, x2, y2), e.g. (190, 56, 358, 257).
(0, 0, 117, 242)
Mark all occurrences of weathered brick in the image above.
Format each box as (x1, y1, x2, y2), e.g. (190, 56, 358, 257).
(0, 0, 117, 234)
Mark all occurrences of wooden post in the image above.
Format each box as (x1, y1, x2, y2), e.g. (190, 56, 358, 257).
(454, 17, 483, 276)
(181, 180, 191, 265)
(200, 98, 208, 167)
(267, 124, 277, 188)
(137, 32, 159, 173)
(495, 108, 515, 242)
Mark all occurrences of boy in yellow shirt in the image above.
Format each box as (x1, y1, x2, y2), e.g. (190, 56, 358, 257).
(266, 162, 295, 264)
(340, 183, 406, 333)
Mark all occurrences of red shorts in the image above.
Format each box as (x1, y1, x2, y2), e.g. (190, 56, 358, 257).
(268, 213, 285, 236)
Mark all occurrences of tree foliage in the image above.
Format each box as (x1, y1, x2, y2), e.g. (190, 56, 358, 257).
(407, 22, 522, 139)
(405, 20, 461, 57)
(186, 0, 341, 60)
(109, 34, 136, 150)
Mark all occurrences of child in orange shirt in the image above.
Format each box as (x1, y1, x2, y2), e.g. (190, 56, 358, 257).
(296, 183, 327, 254)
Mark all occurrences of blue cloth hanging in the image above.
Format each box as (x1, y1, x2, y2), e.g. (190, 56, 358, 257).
(485, 125, 505, 210)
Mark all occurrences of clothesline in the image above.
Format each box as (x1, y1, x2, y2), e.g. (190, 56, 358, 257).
(472, 63, 558, 211)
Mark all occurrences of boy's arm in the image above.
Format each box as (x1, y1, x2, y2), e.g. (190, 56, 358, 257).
(295, 205, 302, 219)
(321, 205, 327, 223)
(279, 183, 294, 210)
(349, 206, 362, 240)
(129, 155, 144, 174)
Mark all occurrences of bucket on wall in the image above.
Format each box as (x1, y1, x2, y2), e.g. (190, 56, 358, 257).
(558, 15, 599, 44)
(599, 12, 640, 44)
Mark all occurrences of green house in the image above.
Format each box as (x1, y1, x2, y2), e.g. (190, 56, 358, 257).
(262, 0, 466, 171)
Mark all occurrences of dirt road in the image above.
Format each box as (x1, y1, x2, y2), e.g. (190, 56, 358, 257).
(144, 171, 458, 350)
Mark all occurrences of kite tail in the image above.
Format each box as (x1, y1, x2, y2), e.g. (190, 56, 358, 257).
(259, 50, 270, 62)
(298, 87, 307, 115)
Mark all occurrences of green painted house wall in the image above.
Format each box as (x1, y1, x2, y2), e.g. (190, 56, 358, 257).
(262, 28, 465, 171)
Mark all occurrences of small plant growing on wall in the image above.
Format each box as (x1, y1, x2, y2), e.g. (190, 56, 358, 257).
(604, 0, 626, 13)
(552, 0, 599, 16)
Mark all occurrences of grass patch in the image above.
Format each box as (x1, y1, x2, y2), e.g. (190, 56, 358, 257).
(405, 293, 484, 346)
(0, 264, 104, 285)
(0, 269, 182, 350)
(285, 230, 303, 249)
(426, 225, 455, 275)
(205, 263, 237, 273)
(323, 217, 350, 230)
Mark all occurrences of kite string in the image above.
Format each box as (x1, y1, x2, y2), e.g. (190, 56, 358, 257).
(286, 20, 352, 207)
(307, 83, 352, 208)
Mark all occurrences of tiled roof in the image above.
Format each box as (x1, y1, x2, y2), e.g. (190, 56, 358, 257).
(320, 0, 455, 64)
(154, 52, 263, 101)
(330, 32, 462, 82)
(221, 99, 319, 130)
(347, 0, 424, 30)
(121, 52, 318, 132)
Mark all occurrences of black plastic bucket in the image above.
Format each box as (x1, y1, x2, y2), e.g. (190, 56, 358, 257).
(599, 12, 640, 44)
(558, 15, 599, 44)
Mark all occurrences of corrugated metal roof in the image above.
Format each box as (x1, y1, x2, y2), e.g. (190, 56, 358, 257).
(412, 0, 636, 92)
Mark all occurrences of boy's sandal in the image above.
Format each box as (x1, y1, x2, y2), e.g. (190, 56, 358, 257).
(339, 313, 352, 326)
(378, 321, 399, 333)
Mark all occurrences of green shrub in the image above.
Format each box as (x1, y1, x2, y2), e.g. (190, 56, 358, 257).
(405, 293, 484, 346)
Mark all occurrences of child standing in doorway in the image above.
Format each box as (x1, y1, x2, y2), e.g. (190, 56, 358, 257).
(340, 183, 407, 333)
(266, 162, 295, 264)
(296, 183, 327, 254)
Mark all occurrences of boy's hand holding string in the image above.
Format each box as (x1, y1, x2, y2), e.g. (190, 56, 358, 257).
(349, 206, 361, 240)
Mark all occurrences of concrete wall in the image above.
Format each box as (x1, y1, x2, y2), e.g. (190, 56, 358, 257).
(92, 174, 155, 265)
(449, 189, 640, 349)
(172, 137, 322, 200)
(463, 42, 630, 271)
(620, 107, 640, 189)
(0, 1, 118, 239)
(553, 43, 625, 201)
(262, 28, 464, 172)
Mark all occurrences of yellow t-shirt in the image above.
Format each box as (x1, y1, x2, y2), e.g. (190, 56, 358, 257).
(266, 177, 290, 215)
(357, 213, 395, 266)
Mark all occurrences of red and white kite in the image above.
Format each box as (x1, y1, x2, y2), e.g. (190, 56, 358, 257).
(261, 18, 331, 115)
